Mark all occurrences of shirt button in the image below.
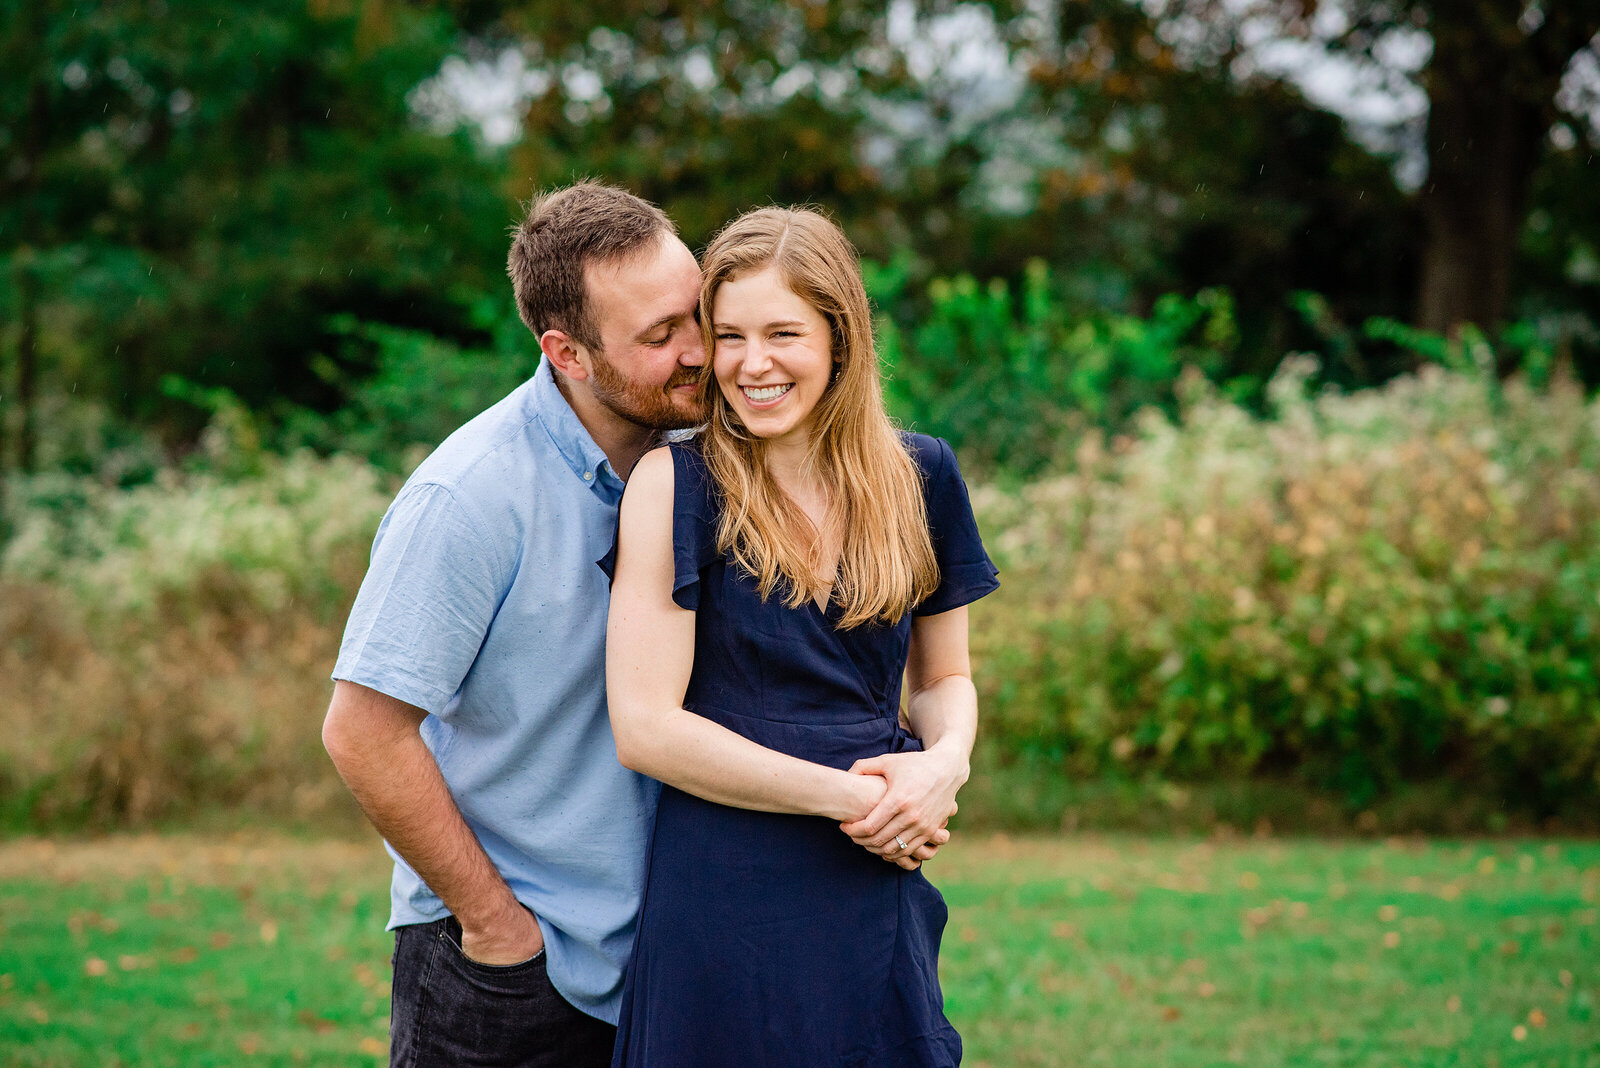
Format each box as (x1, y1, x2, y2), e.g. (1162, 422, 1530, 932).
(583, 471, 593, 481)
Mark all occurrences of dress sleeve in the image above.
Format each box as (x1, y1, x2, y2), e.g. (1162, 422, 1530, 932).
(909, 435, 1000, 617)
(596, 440, 721, 611)
(666, 441, 722, 610)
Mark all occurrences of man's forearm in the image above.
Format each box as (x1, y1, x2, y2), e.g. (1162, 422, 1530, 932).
(322, 683, 528, 943)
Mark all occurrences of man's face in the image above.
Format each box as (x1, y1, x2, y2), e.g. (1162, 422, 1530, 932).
(581, 235, 707, 431)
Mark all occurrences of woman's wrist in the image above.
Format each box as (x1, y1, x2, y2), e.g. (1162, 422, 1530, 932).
(920, 737, 972, 787)
(826, 769, 883, 822)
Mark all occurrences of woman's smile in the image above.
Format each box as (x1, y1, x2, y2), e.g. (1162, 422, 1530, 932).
(740, 382, 794, 406)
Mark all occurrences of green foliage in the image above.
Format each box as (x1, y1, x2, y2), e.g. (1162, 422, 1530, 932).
(2, 442, 390, 623)
(0, 0, 511, 455)
(971, 360, 1600, 814)
(874, 260, 1249, 477)
(279, 297, 540, 472)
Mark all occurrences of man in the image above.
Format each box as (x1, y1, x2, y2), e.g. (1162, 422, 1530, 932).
(323, 182, 964, 1067)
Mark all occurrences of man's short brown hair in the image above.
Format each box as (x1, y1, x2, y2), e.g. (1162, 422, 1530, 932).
(507, 181, 676, 353)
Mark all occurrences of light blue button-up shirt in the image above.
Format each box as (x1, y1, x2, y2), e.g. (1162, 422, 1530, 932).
(333, 357, 659, 1023)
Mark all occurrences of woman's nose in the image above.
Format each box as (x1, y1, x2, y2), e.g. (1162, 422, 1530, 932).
(741, 341, 773, 375)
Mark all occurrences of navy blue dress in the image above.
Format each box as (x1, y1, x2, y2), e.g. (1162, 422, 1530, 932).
(609, 433, 999, 1068)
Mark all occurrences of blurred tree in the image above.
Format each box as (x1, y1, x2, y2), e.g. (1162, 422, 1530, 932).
(1116, 0, 1600, 335)
(478, 0, 994, 257)
(0, 0, 509, 468)
(465, 0, 1418, 381)
(988, 0, 1420, 381)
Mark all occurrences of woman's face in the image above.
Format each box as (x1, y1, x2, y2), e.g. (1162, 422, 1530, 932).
(711, 266, 835, 449)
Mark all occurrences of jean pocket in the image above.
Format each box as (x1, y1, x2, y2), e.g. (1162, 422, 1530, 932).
(439, 917, 546, 978)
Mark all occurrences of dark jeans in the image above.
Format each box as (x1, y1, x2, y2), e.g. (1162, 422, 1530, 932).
(389, 916, 616, 1068)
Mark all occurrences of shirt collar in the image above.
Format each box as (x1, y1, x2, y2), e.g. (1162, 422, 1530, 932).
(530, 357, 628, 503)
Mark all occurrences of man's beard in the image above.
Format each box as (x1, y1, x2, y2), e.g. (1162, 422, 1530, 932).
(588, 350, 706, 431)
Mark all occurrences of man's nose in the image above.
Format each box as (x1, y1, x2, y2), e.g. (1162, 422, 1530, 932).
(679, 329, 707, 367)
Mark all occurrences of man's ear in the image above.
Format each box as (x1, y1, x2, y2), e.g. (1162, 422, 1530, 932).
(540, 329, 592, 382)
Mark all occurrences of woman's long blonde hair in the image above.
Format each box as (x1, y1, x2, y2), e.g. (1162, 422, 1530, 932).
(698, 207, 938, 628)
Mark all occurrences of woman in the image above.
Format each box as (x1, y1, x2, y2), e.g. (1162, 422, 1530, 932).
(605, 207, 998, 1067)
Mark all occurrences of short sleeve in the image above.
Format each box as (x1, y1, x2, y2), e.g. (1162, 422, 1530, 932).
(908, 435, 1000, 617)
(332, 482, 511, 716)
(597, 440, 721, 611)
(665, 442, 722, 610)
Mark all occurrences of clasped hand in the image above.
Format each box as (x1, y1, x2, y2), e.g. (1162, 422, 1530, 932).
(838, 749, 965, 871)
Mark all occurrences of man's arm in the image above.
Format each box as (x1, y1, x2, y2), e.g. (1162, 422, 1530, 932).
(322, 681, 541, 965)
(839, 605, 978, 861)
(606, 449, 918, 854)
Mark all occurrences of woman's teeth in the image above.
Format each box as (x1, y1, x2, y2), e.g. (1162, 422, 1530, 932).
(742, 384, 793, 403)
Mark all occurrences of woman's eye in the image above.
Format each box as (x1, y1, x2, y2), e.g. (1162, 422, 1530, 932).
(715, 332, 742, 341)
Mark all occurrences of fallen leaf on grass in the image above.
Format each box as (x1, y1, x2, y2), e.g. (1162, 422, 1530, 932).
(171, 946, 199, 964)
(359, 1037, 386, 1055)
(297, 1009, 337, 1034)
(260, 921, 278, 945)
(1559, 970, 1573, 988)
(25, 1003, 47, 1024)
(1160, 1006, 1181, 1022)
(1383, 931, 1400, 948)
(1499, 940, 1521, 957)
(1446, 995, 1461, 1013)
(1528, 1008, 1547, 1028)
(1512, 1025, 1527, 1041)
(1197, 982, 1216, 998)
(210, 932, 232, 950)
(84, 957, 108, 976)
(1378, 905, 1399, 922)
(237, 1034, 261, 1054)
(1051, 921, 1077, 939)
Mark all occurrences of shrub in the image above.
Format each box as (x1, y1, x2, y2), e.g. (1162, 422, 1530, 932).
(0, 446, 392, 828)
(872, 260, 1249, 479)
(970, 359, 1600, 814)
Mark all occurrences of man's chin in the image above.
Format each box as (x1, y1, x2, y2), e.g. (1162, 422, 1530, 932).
(611, 397, 705, 433)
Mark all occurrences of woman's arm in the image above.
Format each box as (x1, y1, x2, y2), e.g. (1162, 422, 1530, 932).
(839, 606, 977, 858)
(606, 448, 885, 823)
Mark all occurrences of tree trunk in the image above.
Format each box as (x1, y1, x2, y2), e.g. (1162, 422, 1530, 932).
(1415, 5, 1600, 335)
(16, 254, 38, 474)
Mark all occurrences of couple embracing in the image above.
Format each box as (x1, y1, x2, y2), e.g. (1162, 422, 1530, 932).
(322, 182, 998, 1067)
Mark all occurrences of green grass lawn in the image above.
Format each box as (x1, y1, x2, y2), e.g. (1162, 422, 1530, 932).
(1, 833, 1595, 1066)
